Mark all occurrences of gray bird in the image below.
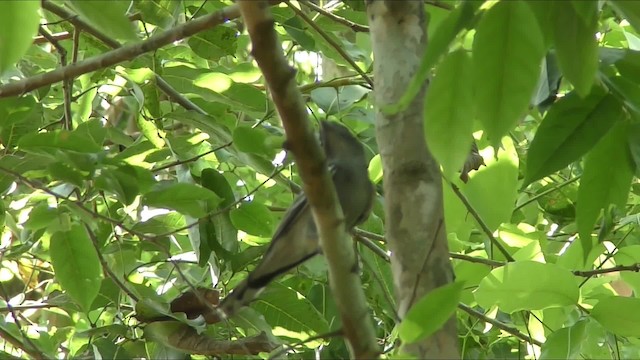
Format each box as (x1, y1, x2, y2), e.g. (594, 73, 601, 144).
(218, 120, 374, 316)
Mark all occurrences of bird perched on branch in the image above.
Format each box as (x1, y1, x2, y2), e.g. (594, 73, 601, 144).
(219, 120, 374, 316)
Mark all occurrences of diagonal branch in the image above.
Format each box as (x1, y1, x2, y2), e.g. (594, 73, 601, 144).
(0, 4, 239, 98)
(41, 0, 207, 115)
(237, 1, 379, 358)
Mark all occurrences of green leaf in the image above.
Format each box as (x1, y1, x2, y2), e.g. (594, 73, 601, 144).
(188, 26, 238, 60)
(424, 49, 474, 179)
(611, 1, 640, 34)
(577, 122, 634, 255)
(253, 282, 329, 334)
(230, 201, 275, 238)
(461, 138, 519, 233)
(398, 281, 464, 344)
(201, 169, 238, 254)
(524, 89, 625, 186)
(96, 165, 154, 205)
(24, 203, 61, 231)
(384, 1, 482, 115)
(143, 183, 221, 218)
(48, 162, 85, 187)
(472, 0, 545, 146)
(65, 0, 137, 42)
(282, 17, 315, 51)
(0, 1, 40, 76)
(540, 320, 587, 360)
(18, 130, 102, 154)
(0, 96, 43, 148)
(233, 126, 276, 156)
(310, 86, 369, 115)
(50, 225, 102, 312)
(132, 213, 186, 235)
(613, 245, 640, 295)
(591, 296, 640, 337)
(551, 2, 598, 97)
(368, 154, 383, 184)
(474, 261, 579, 313)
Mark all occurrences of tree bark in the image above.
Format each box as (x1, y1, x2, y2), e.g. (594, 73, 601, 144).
(367, 1, 459, 358)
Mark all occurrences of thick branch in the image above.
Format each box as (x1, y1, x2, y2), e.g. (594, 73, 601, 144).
(238, 1, 378, 358)
(368, 1, 458, 358)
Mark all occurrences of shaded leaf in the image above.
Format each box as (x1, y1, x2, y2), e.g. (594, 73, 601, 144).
(230, 202, 275, 238)
(551, 2, 598, 96)
(50, 225, 102, 311)
(577, 122, 634, 255)
(398, 281, 464, 344)
(524, 89, 624, 186)
(425, 49, 474, 179)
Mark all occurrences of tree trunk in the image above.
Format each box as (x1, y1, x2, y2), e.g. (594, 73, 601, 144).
(367, 1, 459, 358)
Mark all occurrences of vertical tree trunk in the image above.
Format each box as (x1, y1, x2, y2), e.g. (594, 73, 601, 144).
(367, 1, 459, 358)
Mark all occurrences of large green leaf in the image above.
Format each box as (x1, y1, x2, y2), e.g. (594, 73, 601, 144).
(142, 183, 221, 218)
(50, 225, 103, 312)
(230, 201, 275, 238)
(524, 89, 625, 186)
(472, 0, 545, 146)
(577, 122, 634, 255)
(551, 2, 598, 97)
(253, 282, 329, 335)
(611, 1, 640, 34)
(188, 26, 238, 60)
(424, 50, 474, 180)
(461, 138, 519, 233)
(384, 1, 483, 115)
(0, 1, 40, 76)
(18, 130, 102, 154)
(474, 261, 579, 313)
(398, 281, 464, 344)
(591, 296, 640, 337)
(540, 320, 587, 360)
(65, 0, 137, 42)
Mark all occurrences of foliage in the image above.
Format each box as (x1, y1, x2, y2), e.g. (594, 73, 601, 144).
(0, 0, 639, 359)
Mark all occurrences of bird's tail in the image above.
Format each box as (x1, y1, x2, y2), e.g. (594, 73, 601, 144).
(218, 250, 317, 317)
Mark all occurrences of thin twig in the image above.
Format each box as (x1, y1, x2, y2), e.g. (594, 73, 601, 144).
(449, 182, 515, 262)
(425, 0, 454, 11)
(574, 263, 640, 277)
(301, 1, 369, 32)
(354, 234, 389, 262)
(38, 25, 73, 129)
(152, 142, 232, 172)
(458, 303, 543, 347)
(513, 176, 580, 212)
(84, 224, 140, 302)
(285, 1, 373, 88)
(449, 253, 504, 267)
